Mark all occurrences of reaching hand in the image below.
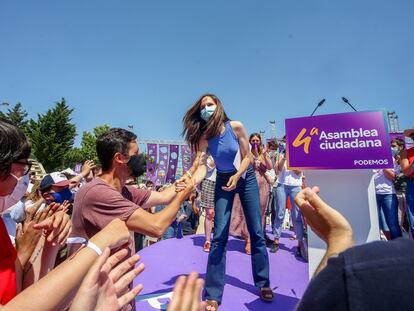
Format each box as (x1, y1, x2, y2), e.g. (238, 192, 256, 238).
(175, 174, 192, 193)
(81, 160, 96, 177)
(222, 174, 240, 192)
(34, 209, 72, 246)
(167, 272, 205, 311)
(70, 247, 144, 311)
(295, 187, 353, 250)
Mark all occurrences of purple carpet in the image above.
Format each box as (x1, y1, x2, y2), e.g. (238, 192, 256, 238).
(134, 231, 309, 311)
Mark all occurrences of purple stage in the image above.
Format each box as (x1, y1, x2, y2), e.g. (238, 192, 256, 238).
(134, 231, 309, 311)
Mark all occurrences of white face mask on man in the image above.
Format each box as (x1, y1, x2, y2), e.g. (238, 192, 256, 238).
(0, 173, 30, 213)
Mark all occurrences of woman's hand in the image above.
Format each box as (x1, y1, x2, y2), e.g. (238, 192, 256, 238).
(222, 174, 240, 192)
(174, 174, 192, 193)
(70, 247, 144, 311)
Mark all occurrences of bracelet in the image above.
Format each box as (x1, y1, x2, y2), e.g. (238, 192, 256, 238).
(66, 237, 103, 256)
(86, 240, 103, 256)
(185, 171, 193, 178)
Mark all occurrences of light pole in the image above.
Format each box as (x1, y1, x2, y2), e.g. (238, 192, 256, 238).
(341, 97, 357, 112)
(269, 120, 276, 139)
(311, 99, 326, 116)
(387, 111, 400, 132)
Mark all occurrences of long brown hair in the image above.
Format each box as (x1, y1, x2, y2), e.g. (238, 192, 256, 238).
(182, 94, 230, 152)
(249, 133, 264, 156)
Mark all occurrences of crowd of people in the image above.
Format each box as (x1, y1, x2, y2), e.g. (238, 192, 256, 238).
(1, 93, 414, 311)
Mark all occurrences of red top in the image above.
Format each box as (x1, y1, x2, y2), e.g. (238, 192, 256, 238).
(407, 147, 414, 178)
(0, 218, 17, 304)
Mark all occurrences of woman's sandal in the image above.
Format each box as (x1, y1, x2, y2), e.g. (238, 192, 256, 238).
(244, 241, 251, 255)
(259, 287, 274, 302)
(206, 300, 219, 311)
(203, 241, 211, 252)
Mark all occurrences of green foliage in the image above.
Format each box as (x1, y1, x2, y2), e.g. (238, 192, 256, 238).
(63, 148, 84, 168)
(0, 102, 29, 134)
(64, 124, 110, 167)
(27, 98, 76, 172)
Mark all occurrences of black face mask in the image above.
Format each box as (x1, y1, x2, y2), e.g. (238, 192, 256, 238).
(127, 154, 146, 178)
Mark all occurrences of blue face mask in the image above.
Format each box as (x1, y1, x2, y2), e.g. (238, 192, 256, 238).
(50, 188, 73, 204)
(200, 105, 216, 122)
(391, 147, 399, 157)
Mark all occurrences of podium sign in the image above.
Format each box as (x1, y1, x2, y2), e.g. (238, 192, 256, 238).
(285, 111, 390, 277)
(285, 111, 393, 170)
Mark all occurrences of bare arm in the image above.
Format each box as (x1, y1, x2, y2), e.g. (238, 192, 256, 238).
(219, 121, 253, 192)
(3, 219, 131, 311)
(183, 138, 209, 186)
(277, 153, 286, 172)
(400, 150, 414, 177)
(262, 148, 273, 170)
(231, 121, 253, 176)
(383, 169, 396, 181)
(22, 237, 60, 289)
(126, 180, 194, 237)
(141, 183, 178, 210)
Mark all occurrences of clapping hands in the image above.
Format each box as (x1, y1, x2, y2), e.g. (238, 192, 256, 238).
(70, 247, 145, 311)
(15, 201, 72, 267)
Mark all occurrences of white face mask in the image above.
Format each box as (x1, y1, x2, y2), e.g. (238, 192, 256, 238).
(0, 173, 29, 213)
(200, 104, 217, 122)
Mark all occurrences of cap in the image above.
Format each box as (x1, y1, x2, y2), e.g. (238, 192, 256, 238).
(40, 172, 70, 192)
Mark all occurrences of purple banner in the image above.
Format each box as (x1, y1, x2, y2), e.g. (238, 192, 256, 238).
(165, 145, 179, 184)
(389, 132, 404, 142)
(180, 145, 192, 173)
(146, 144, 157, 183)
(155, 144, 169, 185)
(285, 111, 393, 170)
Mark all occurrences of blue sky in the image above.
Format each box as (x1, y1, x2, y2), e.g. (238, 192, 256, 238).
(1, 1, 413, 146)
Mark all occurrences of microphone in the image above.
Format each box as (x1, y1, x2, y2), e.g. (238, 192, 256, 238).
(310, 99, 326, 116)
(341, 97, 357, 112)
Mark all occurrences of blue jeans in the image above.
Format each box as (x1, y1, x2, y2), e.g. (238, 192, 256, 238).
(204, 166, 270, 303)
(272, 183, 304, 240)
(376, 193, 402, 239)
(406, 179, 414, 238)
(269, 186, 278, 233)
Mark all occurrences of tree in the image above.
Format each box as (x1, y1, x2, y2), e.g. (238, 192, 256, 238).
(64, 124, 110, 167)
(0, 102, 29, 134)
(28, 98, 76, 172)
(63, 148, 84, 168)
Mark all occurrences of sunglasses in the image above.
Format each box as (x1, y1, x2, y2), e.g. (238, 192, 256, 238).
(13, 160, 33, 176)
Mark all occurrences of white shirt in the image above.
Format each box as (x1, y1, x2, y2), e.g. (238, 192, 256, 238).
(373, 160, 398, 194)
(277, 157, 302, 187)
(205, 156, 217, 182)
